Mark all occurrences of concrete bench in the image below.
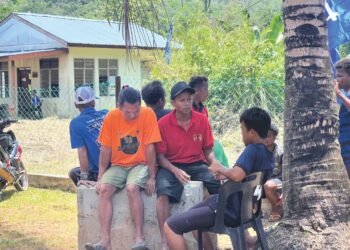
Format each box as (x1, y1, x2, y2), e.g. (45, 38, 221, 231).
(77, 181, 215, 250)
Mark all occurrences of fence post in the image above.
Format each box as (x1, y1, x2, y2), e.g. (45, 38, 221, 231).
(115, 76, 121, 107)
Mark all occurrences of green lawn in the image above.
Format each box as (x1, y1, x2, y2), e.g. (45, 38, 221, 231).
(0, 187, 77, 250)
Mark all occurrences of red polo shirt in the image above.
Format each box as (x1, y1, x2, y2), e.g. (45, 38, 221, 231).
(156, 110, 214, 164)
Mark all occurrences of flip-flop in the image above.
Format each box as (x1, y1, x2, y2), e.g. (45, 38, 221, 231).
(85, 242, 106, 250)
(131, 241, 149, 250)
(268, 214, 282, 222)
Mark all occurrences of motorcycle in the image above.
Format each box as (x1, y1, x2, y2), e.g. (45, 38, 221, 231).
(0, 119, 28, 201)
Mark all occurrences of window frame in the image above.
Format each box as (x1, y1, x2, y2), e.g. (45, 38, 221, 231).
(40, 58, 59, 98)
(98, 59, 118, 97)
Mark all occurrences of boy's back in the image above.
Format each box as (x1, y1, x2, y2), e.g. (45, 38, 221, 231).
(225, 143, 273, 225)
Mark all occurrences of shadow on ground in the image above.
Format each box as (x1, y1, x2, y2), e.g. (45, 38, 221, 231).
(0, 189, 17, 202)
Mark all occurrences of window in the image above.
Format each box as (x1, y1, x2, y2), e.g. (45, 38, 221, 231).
(0, 62, 9, 98)
(40, 58, 59, 97)
(74, 59, 95, 89)
(98, 59, 118, 96)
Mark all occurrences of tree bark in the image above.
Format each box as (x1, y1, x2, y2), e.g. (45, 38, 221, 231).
(269, 1, 350, 248)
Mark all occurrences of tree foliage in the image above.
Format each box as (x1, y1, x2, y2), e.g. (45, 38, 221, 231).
(150, 5, 284, 124)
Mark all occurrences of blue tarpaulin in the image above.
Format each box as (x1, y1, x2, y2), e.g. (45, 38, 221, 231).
(326, 0, 350, 73)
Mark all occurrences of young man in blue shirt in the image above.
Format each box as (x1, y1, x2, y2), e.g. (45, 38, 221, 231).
(334, 58, 350, 178)
(69, 86, 108, 186)
(164, 107, 273, 250)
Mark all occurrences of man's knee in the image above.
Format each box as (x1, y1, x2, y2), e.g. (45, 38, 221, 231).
(157, 195, 169, 204)
(264, 181, 276, 191)
(99, 184, 116, 200)
(125, 184, 140, 197)
(164, 222, 172, 235)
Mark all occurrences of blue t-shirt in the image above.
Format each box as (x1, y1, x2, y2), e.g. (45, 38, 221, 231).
(225, 143, 273, 225)
(69, 108, 108, 173)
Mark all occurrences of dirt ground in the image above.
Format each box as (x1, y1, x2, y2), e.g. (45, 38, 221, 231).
(268, 220, 350, 249)
(9, 117, 78, 176)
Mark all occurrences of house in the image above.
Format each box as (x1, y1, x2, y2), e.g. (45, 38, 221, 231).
(0, 12, 168, 118)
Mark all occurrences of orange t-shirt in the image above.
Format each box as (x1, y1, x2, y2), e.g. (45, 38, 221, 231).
(98, 107, 161, 167)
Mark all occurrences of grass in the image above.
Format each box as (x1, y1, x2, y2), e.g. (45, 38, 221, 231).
(0, 187, 77, 250)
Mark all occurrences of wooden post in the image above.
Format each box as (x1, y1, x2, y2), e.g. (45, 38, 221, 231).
(115, 76, 121, 107)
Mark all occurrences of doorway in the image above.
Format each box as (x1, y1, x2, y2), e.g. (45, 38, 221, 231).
(17, 68, 32, 118)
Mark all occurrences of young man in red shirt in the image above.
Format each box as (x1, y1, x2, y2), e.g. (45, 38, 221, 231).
(156, 81, 221, 250)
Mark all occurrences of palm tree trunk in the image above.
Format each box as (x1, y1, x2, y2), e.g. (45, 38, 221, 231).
(269, 1, 350, 248)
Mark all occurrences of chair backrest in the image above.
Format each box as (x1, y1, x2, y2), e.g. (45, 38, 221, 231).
(211, 171, 264, 233)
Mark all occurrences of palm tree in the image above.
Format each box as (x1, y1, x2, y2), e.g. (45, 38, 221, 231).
(268, 1, 350, 248)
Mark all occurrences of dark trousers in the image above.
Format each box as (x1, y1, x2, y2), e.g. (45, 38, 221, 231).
(68, 167, 98, 186)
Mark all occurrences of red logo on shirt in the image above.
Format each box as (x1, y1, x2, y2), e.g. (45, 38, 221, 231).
(193, 133, 203, 142)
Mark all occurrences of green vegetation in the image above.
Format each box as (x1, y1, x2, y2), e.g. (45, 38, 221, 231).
(150, 3, 284, 132)
(0, 187, 77, 250)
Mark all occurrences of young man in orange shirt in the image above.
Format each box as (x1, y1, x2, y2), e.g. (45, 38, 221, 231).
(85, 87, 161, 250)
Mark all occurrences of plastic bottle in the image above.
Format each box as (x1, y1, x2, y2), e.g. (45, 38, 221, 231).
(184, 182, 192, 197)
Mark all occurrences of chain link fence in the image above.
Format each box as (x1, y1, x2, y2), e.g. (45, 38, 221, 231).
(0, 80, 284, 176)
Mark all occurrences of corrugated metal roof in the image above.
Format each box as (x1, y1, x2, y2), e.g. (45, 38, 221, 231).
(15, 12, 167, 49)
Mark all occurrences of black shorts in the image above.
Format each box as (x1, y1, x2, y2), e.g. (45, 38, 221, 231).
(166, 195, 218, 234)
(156, 161, 220, 203)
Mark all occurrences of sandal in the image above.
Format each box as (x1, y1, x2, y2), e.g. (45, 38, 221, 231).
(131, 241, 149, 250)
(268, 213, 282, 222)
(85, 242, 106, 250)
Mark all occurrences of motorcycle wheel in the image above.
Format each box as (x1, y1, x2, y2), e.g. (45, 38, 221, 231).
(14, 161, 29, 191)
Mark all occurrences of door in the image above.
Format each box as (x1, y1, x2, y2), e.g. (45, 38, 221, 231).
(17, 68, 32, 118)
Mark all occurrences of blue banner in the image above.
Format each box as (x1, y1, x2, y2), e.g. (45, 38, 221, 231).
(164, 22, 173, 64)
(326, 0, 350, 73)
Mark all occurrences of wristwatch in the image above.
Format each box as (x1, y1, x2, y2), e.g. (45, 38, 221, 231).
(80, 172, 89, 180)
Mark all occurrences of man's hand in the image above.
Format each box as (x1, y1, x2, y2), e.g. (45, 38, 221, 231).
(209, 160, 223, 174)
(334, 79, 342, 97)
(213, 173, 227, 181)
(173, 168, 190, 185)
(78, 180, 96, 187)
(95, 180, 102, 194)
(145, 177, 156, 196)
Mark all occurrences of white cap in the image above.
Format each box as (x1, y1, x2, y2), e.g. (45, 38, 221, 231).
(75, 86, 97, 104)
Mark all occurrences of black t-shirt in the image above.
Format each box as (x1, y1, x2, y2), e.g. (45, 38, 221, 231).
(225, 143, 273, 225)
(156, 108, 171, 120)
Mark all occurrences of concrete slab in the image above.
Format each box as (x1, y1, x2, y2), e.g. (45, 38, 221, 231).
(29, 173, 76, 192)
(77, 181, 208, 250)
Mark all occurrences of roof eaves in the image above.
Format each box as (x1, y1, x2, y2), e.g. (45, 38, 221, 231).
(67, 43, 165, 50)
(13, 13, 68, 47)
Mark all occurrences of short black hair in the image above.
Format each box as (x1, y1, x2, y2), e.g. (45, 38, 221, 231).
(189, 76, 208, 89)
(335, 57, 350, 75)
(240, 107, 271, 139)
(118, 87, 141, 106)
(141, 80, 166, 106)
(269, 123, 279, 136)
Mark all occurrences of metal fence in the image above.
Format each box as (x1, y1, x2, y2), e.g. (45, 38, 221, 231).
(0, 81, 284, 176)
